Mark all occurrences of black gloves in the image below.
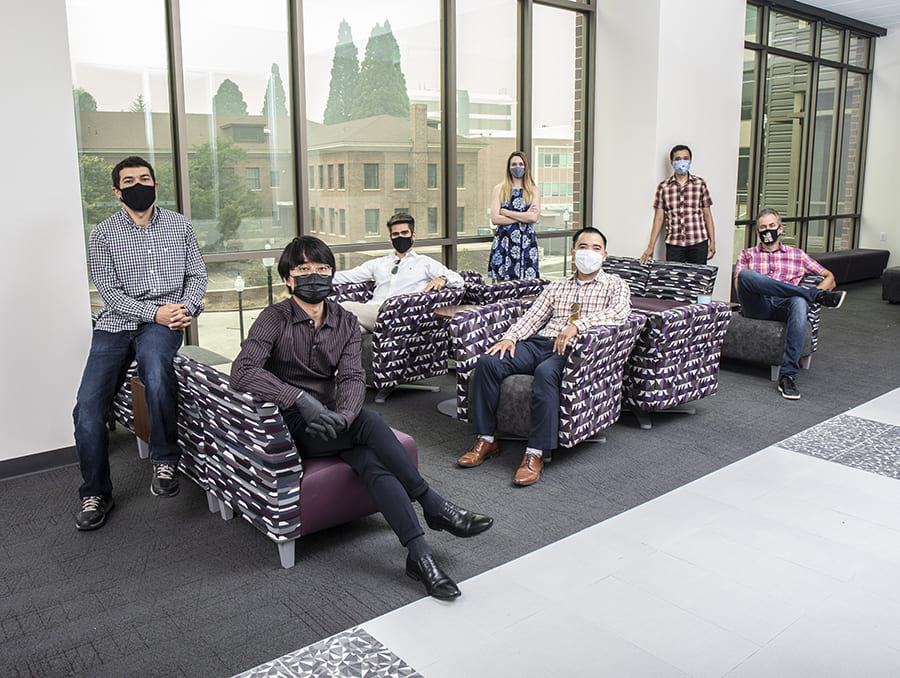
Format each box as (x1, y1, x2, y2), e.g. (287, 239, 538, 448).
(294, 392, 348, 441)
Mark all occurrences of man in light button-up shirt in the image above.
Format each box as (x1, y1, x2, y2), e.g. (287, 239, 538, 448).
(333, 213, 464, 331)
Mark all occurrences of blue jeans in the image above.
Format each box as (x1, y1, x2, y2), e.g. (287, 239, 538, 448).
(666, 240, 709, 264)
(73, 324, 183, 498)
(470, 336, 567, 450)
(735, 269, 818, 378)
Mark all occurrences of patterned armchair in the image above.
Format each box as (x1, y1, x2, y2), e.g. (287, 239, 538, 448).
(330, 282, 466, 402)
(178, 356, 418, 569)
(449, 300, 645, 452)
(462, 277, 550, 305)
(602, 256, 718, 302)
(721, 274, 823, 380)
(624, 302, 732, 429)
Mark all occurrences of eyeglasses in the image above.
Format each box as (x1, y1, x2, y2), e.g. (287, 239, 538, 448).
(391, 259, 400, 275)
(568, 302, 580, 323)
(294, 264, 333, 276)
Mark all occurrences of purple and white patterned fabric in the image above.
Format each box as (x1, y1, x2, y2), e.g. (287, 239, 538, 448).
(330, 281, 375, 303)
(624, 302, 731, 416)
(603, 256, 651, 296)
(450, 300, 645, 448)
(644, 260, 718, 302)
(462, 277, 550, 306)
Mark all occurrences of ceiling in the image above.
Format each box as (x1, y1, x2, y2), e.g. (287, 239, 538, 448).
(809, 0, 900, 30)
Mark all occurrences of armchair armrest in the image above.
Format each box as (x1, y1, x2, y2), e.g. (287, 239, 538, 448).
(331, 281, 374, 303)
(558, 315, 645, 447)
(464, 278, 550, 305)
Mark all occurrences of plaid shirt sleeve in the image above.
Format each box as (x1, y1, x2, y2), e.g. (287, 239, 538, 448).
(181, 223, 207, 317)
(799, 251, 826, 277)
(502, 287, 554, 342)
(572, 274, 631, 331)
(734, 248, 751, 279)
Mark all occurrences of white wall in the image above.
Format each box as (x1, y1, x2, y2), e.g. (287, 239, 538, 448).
(594, 0, 746, 299)
(859, 28, 900, 266)
(0, 0, 93, 462)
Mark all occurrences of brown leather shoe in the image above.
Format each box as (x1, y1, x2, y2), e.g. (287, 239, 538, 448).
(457, 438, 500, 467)
(513, 452, 543, 486)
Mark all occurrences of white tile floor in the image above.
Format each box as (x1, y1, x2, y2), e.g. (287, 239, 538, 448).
(239, 387, 900, 677)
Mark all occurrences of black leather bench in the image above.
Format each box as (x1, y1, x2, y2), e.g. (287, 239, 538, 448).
(811, 249, 889, 285)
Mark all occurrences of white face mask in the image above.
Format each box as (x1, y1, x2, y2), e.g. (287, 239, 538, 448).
(574, 249, 605, 275)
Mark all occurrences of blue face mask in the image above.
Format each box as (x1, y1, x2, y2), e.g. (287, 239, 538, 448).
(672, 159, 691, 175)
(510, 166, 525, 179)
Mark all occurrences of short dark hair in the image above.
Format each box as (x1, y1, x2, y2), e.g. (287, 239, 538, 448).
(112, 156, 156, 188)
(756, 208, 782, 228)
(669, 144, 692, 162)
(277, 236, 336, 280)
(386, 212, 415, 233)
(573, 226, 607, 249)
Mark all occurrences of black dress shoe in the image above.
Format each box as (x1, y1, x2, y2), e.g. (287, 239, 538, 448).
(425, 500, 494, 538)
(75, 495, 114, 531)
(406, 554, 461, 600)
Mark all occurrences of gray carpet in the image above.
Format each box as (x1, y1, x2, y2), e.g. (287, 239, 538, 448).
(2, 279, 898, 678)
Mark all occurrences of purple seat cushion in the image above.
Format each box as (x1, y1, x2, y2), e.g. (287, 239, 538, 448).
(298, 428, 417, 536)
(630, 296, 687, 313)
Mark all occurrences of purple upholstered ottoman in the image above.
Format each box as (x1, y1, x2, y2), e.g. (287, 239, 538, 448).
(298, 428, 418, 536)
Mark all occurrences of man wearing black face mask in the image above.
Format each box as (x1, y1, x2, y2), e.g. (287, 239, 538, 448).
(333, 213, 464, 332)
(72, 156, 207, 531)
(230, 237, 493, 600)
(734, 208, 846, 400)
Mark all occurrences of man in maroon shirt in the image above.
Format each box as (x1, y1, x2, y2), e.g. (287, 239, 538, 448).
(230, 237, 492, 600)
(734, 208, 846, 400)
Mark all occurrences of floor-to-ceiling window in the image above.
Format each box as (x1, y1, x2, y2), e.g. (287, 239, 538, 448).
(737, 2, 881, 255)
(67, 0, 595, 357)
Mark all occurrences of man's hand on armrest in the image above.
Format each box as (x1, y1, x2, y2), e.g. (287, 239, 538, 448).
(554, 324, 578, 355)
(423, 276, 447, 292)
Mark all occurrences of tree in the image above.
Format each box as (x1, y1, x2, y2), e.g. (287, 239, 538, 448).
(74, 87, 97, 112)
(261, 63, 288, 118)
(129, 94, 149, 112)
(188, 137, 260, 250)
(351, 20, 409, 120)
(323, 19, 359, 125)
(77, 155, 115, 240)
(212, 78, 248, 116)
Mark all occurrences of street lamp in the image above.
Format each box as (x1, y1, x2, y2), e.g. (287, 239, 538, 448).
(234, 274, 246, 342)
(262, 242, 276, 306)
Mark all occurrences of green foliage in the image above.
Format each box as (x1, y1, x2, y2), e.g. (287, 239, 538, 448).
(78, 155, 115, 240)
(74, 87, 97, 112)
(129, 94, 149, 113)
(261, 64, 289, 118)
(212, 78, 248, 116)
(351, 20, 409, 120)
(323, 19, 359, 125)
(188, 137, 261, 250)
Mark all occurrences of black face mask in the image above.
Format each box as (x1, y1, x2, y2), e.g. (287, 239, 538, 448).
(119, 182, 156, 212)
(759, 228, 780, 245)
(292, 274, 333, 304)
(391, 235, 413, 254)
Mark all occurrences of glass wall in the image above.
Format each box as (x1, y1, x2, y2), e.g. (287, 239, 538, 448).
(737, 3, 876, 255)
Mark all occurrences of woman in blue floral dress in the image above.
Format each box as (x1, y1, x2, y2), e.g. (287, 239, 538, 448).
(488, 151, 542, 280)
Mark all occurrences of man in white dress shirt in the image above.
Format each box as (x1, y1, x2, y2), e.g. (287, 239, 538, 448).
(334, 213, 464, 332)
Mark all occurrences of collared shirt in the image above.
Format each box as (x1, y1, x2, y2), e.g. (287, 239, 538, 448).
(503, 271, 632, 342)
(90, 207, 207, 333)
(229, 298, 366, 422)
(734, 243, 826, 286)
(653, 173, 713, 246)
(333, 249, 464, 304)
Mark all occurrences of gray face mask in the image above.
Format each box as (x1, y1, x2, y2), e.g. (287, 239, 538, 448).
(510, 166, 525, 179)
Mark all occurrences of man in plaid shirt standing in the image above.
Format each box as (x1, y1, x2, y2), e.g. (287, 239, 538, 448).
(458, 227, 631, 486)
(641, 144, 716, 265)
(734, 208, 846, 400)
(73, 156, 207, 530)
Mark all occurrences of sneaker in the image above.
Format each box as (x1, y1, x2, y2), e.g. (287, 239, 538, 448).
(75, 495, 114, 531)
(150, 463, 180, 497)
(778, 375, 801, 400)
(815, 289, 846, 308)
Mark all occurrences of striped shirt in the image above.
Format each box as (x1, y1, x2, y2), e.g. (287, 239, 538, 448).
(230, 297, 366, 422)
(653, 173, 713, 246)
(734, 243, 826, 286)
(503, 271, 632, 342)
(90, 207, 207, 332)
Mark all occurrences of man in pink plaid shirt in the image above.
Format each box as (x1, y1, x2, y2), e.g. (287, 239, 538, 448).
(734, 208, 846, 400)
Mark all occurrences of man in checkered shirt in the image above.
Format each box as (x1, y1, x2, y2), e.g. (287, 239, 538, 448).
(641, 144, 717, 265)
(734, 208, 846, 400)
(73, 156, 207, 531)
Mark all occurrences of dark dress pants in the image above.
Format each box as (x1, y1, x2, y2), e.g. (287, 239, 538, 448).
(469, 336, 566, 451)
(666, 240, 709, 264)
(283, 407, 428, 546)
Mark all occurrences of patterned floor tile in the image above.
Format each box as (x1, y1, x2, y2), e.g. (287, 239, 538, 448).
(233, 628, 422, 678)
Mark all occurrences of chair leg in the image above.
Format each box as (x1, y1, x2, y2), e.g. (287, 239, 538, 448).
(218, 498, 234, 521)
(770, 365, 780, 381)
(278, 540, 296, 568)
(136, 438, 150, 459)
(801, 355, 812, 370)
(630, 408, 653, 430)
(206, 491, 218, 513)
